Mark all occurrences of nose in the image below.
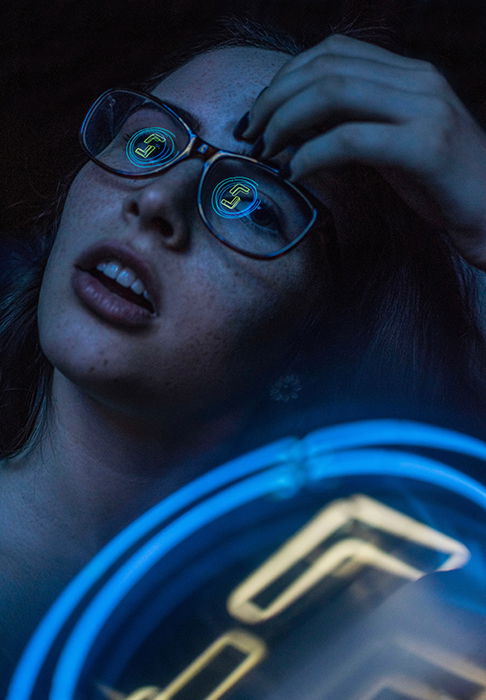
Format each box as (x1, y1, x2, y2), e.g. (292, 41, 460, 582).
(121, 161, 202, 251)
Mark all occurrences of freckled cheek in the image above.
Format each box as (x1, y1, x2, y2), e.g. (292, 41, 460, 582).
(173, 282, 247, 340)
(61, 166, 113, 226)
(169, 271, 266, 347)
(39, 175, 112, 311)
(195, 261, 310, 343)
(212, 286, 296, 348)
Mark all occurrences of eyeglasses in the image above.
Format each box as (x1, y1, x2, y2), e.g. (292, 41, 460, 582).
(79, 88, 334, 260)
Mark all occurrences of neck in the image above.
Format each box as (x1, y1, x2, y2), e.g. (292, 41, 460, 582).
(0, 369, 255, 563)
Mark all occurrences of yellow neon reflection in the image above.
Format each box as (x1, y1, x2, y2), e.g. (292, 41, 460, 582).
(134, 132, 166, 158)
(228, 495, 469, 624)
(156, 630, 265, 700)
(144, 133, 165, 144)
(97, 631, 266, 700)
(96, 496, 471, 700)
(221, 183, 251, 210)
(97, 683, 160, 700)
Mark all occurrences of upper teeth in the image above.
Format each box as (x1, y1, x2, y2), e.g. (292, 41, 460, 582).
(95, 259, 155, 306)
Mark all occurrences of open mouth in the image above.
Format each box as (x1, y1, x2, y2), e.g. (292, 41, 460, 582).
(83, 267, 155, 313)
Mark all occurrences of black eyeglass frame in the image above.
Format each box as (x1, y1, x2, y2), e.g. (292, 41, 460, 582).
(79, 87, 334, 260)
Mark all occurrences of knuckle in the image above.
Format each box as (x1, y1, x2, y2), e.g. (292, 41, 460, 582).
(310, 54, 332, 73)
(431, 68, 448, 87)
(408, 57, 439, 75)
(415, 59, 450, 87)
(335, 124, 388, 159)
(263, 126, 282, 149)
(294, 143, 313, 170)
(266, 112, 285, 141)
(335, 124, 362, 149)
(321, 73, 352, 98)
(423, 65, 449, 90)
(416, 58, 436, 72)
(421, 94, 455, 124)
(412, 122, 451, 172)
(323, 33, 348, 53)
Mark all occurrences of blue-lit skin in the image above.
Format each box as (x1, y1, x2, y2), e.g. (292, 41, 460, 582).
(5, 35, 486, 697)
(242, 33, 486, 272)
(2, 47, 333, 697)
(36, 46, 325, 435)
(28, 45, 327, 584)
(6, 419, 486, 700)
(125, 127, 178, 168)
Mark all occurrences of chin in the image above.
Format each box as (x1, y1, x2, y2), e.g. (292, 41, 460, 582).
(39, 313, 129, 386)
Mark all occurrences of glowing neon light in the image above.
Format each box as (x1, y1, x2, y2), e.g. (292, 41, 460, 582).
(304, 419, 486, 459)
(221, 183, 252, 210)
(98, 631, 266, 700)
(159, 630, 265, 700)
(304, 448, 486, 509)
(228, 495, 469, 624)
(126, 127, 177, 168)
(7, 420, 486, 700)
(211, 177, 260, 219)
(97, 491, 475, 700)
(51, 468, 290, 699)
(51, 449, 486, 699)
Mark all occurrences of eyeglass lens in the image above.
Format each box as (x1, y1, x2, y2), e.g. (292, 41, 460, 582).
(82, 91, 314, 256)
(201, 157, 310, 256)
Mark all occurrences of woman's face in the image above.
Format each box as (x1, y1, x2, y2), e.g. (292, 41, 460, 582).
(38, 46, 331, 426)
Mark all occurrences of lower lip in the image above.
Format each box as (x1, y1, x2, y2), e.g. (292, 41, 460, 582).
(72, 267, 156, 328)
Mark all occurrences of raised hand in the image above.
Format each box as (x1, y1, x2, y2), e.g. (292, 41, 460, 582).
(240, 34, 486, 271)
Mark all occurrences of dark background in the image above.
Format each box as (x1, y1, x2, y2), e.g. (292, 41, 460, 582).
(1, 0, 486, 234)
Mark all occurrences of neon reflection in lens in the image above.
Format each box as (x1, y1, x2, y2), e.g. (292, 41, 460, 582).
(126, 127, 177, 168)
(211, 177, 260, 219)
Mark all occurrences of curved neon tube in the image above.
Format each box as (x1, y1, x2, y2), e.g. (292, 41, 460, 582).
(6, 420, 486, 700)
(52, 449, 486, 698)
(51, 466, 291, 699)
(305, 419, 486, 460)
(6, 438, 294, 700)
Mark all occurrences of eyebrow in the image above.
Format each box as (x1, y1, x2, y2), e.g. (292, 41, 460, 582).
(160, 98, 328, 205)
(161, 99, 203, 132)
(161, 99, 290, 169)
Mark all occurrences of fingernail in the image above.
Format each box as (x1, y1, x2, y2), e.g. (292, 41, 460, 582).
(233, 111, 250, 140)
(279, 162, 292, 180)
(250, 135, 265, 159)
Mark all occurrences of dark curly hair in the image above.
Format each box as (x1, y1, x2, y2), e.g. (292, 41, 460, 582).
(1, 12, 486, 461)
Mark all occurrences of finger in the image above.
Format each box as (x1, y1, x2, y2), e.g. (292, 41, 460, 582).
(287, 122, 421, 181)
(269, 33, 431, 85)
(259, 79, 427, 159)
(244, 56, 447, 142)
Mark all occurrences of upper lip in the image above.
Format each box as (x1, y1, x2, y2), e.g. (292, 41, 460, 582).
(75, 239, 161, 314)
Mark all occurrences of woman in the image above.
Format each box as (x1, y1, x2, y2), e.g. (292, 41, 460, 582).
(0, 12, 485, 685)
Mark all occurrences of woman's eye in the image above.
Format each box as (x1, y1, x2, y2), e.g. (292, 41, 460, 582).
(248, 202, 281, 233)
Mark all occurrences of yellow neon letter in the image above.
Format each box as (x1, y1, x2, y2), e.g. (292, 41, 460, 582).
(154, 630, 266, 700)
(228, 495, 469, 624)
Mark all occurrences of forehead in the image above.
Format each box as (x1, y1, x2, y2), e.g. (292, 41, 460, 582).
(151, 46, 289, 127)
(150, 46, 332, 205)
